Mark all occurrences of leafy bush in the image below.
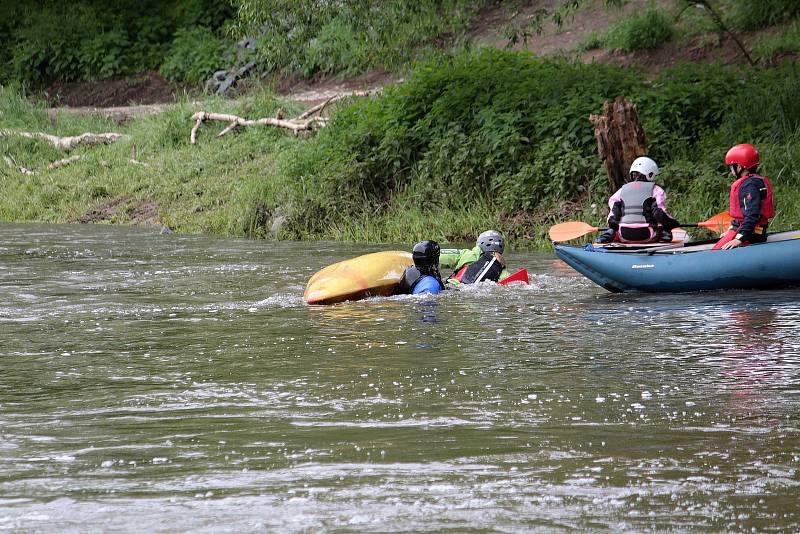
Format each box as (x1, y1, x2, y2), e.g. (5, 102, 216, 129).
(256, 48, 641, 236)
(239, 48, 800, 242)
(234, 0, 483, 78)
(602, 5, 674, 53)
(635, 62, 744, 161)
(160, 27, 226, 85)
(2, 0, 235, 87)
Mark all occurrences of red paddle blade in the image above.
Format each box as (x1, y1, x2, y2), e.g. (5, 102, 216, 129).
(548, 221, 601, 242)
(697, 212, 733, 234)
(499, 268, 529, 285)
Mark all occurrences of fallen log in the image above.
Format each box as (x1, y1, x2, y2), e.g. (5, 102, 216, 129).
(0, 130, 124, 151)
(189, 111, 327, 143)
(189, 89, 376, 144)
(3, 155, 36, 175)
(47, 155, 83, 169)
(296, 89, 377, 120)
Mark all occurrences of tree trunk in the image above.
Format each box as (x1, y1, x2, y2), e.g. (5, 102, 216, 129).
(589, 96, 648, 192)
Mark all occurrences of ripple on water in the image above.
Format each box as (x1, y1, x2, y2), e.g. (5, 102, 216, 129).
(1, 225, 799, 532)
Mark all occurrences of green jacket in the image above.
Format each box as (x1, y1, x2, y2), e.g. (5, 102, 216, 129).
(439, 246, 510, 282)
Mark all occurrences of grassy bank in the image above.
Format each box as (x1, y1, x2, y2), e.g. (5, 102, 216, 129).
(2, 48, 800, 249)
(0, 87, 303, 235)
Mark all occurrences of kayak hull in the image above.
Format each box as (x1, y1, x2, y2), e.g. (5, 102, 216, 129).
(554, 237, 800, 293)
(304, 251, 413, 305)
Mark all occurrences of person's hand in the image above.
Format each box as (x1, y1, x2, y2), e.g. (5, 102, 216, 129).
(721, 238, 742, 250)
(493, 252, 506, 267)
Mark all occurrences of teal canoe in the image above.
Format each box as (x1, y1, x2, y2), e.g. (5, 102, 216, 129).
(554, 230, 800, 293)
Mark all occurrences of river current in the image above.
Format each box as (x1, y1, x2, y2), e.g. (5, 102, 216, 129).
(1, 223, 798, 532)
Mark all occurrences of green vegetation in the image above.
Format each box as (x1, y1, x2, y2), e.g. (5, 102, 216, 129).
(0, 1, 234, 87)
(0, 86, 301, 234)
(160, 27, 228, 85)
(726, 0, 800, 31)
(601, 5, 675, 52)
(755, 21, 800, 63)
(4, 48, 799, 249)
(233, 0, 483, 78)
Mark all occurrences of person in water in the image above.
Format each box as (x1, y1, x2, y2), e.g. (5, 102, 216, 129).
(440, 230, 511, 285)
(713, 143, 775, 250)
(395, 240, 446, 295)
(596, 157, 680, 244)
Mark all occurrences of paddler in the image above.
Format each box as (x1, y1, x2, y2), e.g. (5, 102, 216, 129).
(394, 240, 446, 295)
(713, 143, 775, 250)
(596, 157, 680, 244)
(440, 230, 511, 285)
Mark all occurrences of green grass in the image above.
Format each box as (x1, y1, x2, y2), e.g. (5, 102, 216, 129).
(0, 85, 303, 235)
(3, 48, 800, 250)
(755, 21, 800, 63)
(235, 0, 484, 79)
(576, 31, 604, 52)
(601, 4, 675, 53)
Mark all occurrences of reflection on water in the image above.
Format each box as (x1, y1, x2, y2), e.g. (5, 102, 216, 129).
(1, 223, 799, 532)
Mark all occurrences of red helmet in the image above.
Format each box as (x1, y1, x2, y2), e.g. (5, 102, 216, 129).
(725, 144, 759, 169)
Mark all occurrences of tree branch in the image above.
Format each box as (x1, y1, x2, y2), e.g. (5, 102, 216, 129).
(694, 0, 754, 66)
(0, 130, 124, 151)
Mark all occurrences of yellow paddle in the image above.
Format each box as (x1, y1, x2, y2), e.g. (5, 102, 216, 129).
(548, 212, 733, 242)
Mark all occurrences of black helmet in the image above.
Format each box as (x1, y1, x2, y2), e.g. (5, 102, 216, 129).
(412, 240, 440, 268)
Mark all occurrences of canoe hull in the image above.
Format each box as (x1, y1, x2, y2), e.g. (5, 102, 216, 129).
(304, 251, 413, 305)
(555, 238, 800, 293)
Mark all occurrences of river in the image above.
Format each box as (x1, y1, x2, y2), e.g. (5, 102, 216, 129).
(1, 223, 798, 532)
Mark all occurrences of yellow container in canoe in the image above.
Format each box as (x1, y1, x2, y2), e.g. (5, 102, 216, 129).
(304, 251, 414, 305)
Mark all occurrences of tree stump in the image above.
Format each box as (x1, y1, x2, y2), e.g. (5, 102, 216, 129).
(589, 96, 648, 192)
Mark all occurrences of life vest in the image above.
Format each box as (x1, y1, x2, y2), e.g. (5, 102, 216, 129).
(618, 181, 656, 225)
(452, 264, 468, 282)
(460, 252, 504, 284)
(729, 173, 774, 226)
(396, 266, 444, 294)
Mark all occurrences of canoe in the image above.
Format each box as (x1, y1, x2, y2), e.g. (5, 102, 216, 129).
(554, 230, 800, 293)
(304, 251, 413, 305)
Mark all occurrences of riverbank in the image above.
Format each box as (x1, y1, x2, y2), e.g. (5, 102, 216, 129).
(2, 47, 800, 249)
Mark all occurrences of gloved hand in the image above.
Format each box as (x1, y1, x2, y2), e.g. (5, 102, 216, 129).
(596, 228, 616, 244)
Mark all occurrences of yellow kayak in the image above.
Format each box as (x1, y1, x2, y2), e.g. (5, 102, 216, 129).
(304, 251, 414, 305)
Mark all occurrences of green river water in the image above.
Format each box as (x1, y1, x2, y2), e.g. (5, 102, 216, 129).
(1, 223, 799, 532)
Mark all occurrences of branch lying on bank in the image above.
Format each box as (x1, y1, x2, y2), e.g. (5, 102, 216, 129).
(0, 130, 124, 151)
(296, 89, 377, 120)
(3, 155, 35, 175)
(189, 89, 379, 144)
(189, 111, 326, 143)
(47, 155, 83, 169)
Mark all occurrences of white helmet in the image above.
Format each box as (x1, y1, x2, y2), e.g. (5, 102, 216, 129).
(477, 230, 504, 253)
(629, 156, 659, 181)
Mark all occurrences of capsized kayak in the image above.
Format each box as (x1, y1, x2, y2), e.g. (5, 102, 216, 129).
(304, 251, 413, 305)
(554, 230, 800, 293)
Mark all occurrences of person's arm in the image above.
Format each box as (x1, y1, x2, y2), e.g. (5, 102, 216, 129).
(412, 276, 442, 295)
(439, 248, 466, 269)
(607, 190, 622, 226)
(440, 248, 480, 270)
(651, 185, 679, 229)
(735, 179, 764, 240)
